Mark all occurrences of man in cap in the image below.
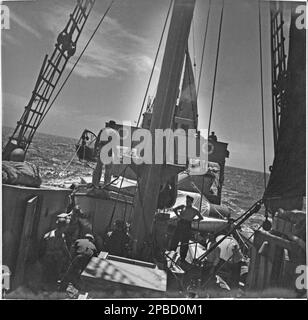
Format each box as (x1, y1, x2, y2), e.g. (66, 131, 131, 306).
(39, 213, 71, 289)
(104, 220, 131, 257)
(59, 233, 97, 291)
(170, 195, 203, 262)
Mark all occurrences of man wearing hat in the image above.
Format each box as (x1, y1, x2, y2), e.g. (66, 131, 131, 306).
(170, 195, 203, 262)
(39, 213, 71, 289)
(59, 233, 97, 291)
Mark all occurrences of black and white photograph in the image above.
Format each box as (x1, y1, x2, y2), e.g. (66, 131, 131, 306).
(0, 0, 306, 302)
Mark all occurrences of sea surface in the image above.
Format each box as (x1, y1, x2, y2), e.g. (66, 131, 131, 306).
(2, 126, 269, 228)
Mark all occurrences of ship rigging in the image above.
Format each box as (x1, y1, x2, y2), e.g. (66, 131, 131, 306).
(1, 0, 306, 298)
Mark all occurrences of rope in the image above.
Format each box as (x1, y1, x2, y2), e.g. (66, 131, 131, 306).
(101, 165, 129, 189)
(204, 224, 263, 289)
(197, 200, 263, 262)
(199, 224, 262, 291)
(211, 205, 225, 220)
(37, 0, 116, 128)
(247, 224, 262, 242)
(136, 0, 173, 127)
(58, 144, 82, 177)
(164, 252, 185, 291)
(201, 248, 237, 290)
(235, 229, 249, 250)
(258, 0, 267, 190)
(207, 0, 224, 137)
(58, 130, 101, 176)
(193, 175, 205, 260)
(185, 171, 225, 219)
(197, 0, 211, 97)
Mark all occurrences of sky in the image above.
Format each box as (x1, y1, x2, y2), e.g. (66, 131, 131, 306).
(1, 0, 295, 171)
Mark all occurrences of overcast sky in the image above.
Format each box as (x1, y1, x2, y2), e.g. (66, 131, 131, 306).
(1, 0, 291, 171)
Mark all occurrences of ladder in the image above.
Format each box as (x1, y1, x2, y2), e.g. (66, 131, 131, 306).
(3, 0, 96, 160)
(270, 2, 288, 153)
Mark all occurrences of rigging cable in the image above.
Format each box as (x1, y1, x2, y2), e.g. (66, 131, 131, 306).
(196, 199, 263, 263)
(58, 144, 82, 177)
(37, 0, 116, 128)
(193, 175, 205, 260)
(192, 0, 214, 261)
(207, 0, 224, 138)
(180, 199, 263, 274)
(196, 0, 211, 97)
(191, 0, 212, 260)
(186, 51, 198, 130)
(192, 16, 197, 78)
(136, 0, 174, 127)
(258, 0, 267, 190)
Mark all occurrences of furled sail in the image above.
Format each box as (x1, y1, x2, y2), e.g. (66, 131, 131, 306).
(174, 50, 198, 130)
(264, 3, 306, 212)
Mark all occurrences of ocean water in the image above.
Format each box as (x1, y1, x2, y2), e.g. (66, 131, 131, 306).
(2, 127, 268, 227)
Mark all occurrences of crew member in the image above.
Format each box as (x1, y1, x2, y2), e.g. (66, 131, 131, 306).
(60, 234, 97, 291)
(92, 159, 112, 187)
(170, 195, 202, 262)
(104, 220, 131, 257)
(39, 213, 71, 289)
(209, 131, 217, 142)
(92, 127, 117, 188)
(66, 205, 92, 248)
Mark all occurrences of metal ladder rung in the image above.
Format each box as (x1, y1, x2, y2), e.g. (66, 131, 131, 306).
(21, 107, 44, 116)
(33, 92, 49, 102)
(273, 42, 284, 53)
(274, 60, 285, 69)
(47, 60, 62, 74)
(16, 122, 38, 130)
(76, 6, 87, 20)
(29, 109, 44, 116)
(40, 76, 56, 88)
(69, 18, 82, 33)
(272, 24, 284, 35)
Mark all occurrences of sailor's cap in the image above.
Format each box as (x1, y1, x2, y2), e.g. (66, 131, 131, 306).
(56, 213, 70, 224)
(85, 233, 95, 241)
(57, 213, 70, 219)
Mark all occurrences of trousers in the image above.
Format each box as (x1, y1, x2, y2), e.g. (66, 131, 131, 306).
(170, 220, 191, 261)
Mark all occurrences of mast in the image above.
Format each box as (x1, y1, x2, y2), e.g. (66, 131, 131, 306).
(130, 0, 196, 259)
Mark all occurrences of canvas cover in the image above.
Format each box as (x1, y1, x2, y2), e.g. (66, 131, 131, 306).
(264, 5, 306, 211)
(2, 161, 42, 187)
